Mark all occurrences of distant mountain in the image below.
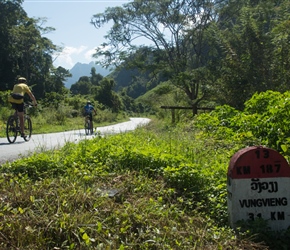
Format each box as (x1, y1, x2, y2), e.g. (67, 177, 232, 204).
(64, 62, 111, 89)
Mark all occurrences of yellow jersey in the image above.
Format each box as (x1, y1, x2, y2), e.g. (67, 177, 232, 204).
(8, 83, 32, 104)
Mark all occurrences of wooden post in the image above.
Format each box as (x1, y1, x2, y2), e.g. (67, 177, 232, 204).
(171, 109, 175, 123)
(160, 106, 214, 123)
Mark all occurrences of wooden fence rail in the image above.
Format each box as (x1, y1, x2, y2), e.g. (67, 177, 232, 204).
(160, 106, 214, 123)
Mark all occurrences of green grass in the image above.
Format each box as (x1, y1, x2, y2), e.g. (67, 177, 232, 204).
(0, 110, 130, 138)
(0, 118, 279, 249)
(2, 83, 290, 249)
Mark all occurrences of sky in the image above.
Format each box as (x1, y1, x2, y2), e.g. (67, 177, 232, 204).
(22, 0, 130, 70)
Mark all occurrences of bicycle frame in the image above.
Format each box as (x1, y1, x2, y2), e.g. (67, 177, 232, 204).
(84, 115, 94, 135)
(6, 103, 33, 143)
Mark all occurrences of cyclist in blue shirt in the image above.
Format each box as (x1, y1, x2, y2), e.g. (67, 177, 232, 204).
(84, 100, 97, 133)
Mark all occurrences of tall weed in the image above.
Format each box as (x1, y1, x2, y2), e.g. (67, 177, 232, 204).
(1, 96, 284, 249)
(0, 124, 236, 248)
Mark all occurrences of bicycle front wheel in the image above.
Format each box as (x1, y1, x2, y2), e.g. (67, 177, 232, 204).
(23, 116, 32, 141)
(6, 115, 18, 143)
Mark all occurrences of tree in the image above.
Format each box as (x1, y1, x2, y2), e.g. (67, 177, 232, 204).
(94, 78, 121, 112)
(70, 71, 103, 96)
(0, 0, 59, 99)
(47, 66, 72, 93)
(91, 0, 222, 114)
(214, 0, 290, 109)
(90, 67, 103, 86)
(0, 0, 25, 89)
(70, 81, 92, 95)
(10, 17, 57, 97)
(270, 0, 290, 91)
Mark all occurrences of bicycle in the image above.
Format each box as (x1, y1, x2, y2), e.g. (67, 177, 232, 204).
(6, 103, 33, 143)
(84, 115, 93, 135)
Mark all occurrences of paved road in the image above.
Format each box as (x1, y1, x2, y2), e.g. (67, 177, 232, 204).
(0, 118, 150, 164)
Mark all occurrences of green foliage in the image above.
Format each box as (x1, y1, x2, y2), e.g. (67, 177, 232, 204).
(193, 90, 290, 158)
(70, 80, 92, 95)
(4, 100, 289, 248)
(94, 78, 121, 113)
(1, 0, 290, 247)
(48, 66, 72, 93)
(0, 90, 131, 137)
(92, 0, 220, 114)
(70, 67, 104, 97)
(137, 82, 189, 120)
(214, 0, 290, 109)
(0, 91, 10, 105)
(0, 121, 263, 249)
(0, 1, 69, 98)
(1, 0, 290, 115)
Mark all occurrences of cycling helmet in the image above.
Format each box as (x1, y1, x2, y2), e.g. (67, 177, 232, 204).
(87, 100, 91, 104)
(18, 77, 27, 83)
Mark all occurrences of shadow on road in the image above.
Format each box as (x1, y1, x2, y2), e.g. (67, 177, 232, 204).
(0, 141, 26, 146)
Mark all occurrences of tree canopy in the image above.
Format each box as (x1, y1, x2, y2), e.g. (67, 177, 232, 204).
(1, 0, 290, 113)
(213, 0, 290, 108)
(0, 0, 67, 98)
(91, 0, 223, 113)
(91, 0, 290, 111)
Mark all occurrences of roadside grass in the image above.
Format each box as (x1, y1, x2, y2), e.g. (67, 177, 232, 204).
(0, 171, 242, 249)
(0, 119, 277, 249)
(32, 107, 130, 135)
(0, 109, 130, 137)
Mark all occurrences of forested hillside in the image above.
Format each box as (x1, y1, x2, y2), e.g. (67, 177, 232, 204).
(64, 62, 111, 89)
(0, 0, 290, 115)
(92, 0, 290, 112)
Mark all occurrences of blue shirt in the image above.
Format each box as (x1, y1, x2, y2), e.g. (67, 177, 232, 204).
(84, 104, 94, 114)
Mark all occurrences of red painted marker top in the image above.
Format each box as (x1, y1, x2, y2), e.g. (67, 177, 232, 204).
(228, 146, 290, 179)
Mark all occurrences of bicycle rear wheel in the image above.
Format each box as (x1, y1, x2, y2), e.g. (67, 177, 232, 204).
(6, 115, 18, 143)
(90, 122, 94, 134)
(85, 120, 90, 135)
(23, 116, 32, 141)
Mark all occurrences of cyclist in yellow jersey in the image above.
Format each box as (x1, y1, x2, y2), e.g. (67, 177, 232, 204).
(8, 77, 37, 138)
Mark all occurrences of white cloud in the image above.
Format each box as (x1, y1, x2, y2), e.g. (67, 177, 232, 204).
(84, 48, 97, 61)
(53, 45, 94, 69)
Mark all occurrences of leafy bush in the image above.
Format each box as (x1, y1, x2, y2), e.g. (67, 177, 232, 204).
(0, 125, 244, 248)
(193, 90, 290, 156)
(2, 90, 289, 248)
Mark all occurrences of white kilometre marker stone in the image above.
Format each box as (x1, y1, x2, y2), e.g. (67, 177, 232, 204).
(227, 146, 290, 231)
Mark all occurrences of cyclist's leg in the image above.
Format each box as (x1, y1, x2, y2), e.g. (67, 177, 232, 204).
(85, 114, 89, 126)
(11, 103, 17, 114)
(15, 103, 25, 136)
(89, 113, 93, 131)
(18, 112, 25, 135)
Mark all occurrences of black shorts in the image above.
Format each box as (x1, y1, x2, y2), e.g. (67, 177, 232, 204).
(11, 103, 24, 113)
(85, 113, 93, 121)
